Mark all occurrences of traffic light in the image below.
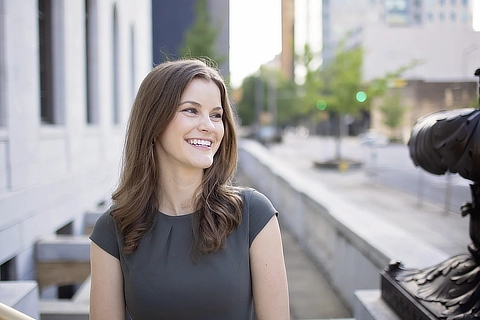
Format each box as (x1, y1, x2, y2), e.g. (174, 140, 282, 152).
(316, 100, 327, 110)
(356, 91, 367, 103)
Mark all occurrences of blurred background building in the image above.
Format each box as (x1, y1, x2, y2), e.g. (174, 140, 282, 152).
(280, 0, 479, 140)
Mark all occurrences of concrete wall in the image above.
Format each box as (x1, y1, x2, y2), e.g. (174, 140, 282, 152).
(0, 0, 152, 282)
(238, 139, 449, 310)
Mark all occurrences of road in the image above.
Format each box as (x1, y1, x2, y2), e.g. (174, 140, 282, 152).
(269, 133, 472, 215)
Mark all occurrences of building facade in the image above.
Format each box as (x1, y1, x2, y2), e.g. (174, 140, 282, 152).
(0, 0, 152, 285)
(322, 0, 475, 66)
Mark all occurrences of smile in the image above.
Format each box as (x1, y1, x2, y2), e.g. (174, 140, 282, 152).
(187, 139, 212, 147)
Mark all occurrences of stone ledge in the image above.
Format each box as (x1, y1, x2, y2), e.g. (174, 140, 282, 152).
(354, 290, 400, 320)
(36, 236, 90, 262)
(0, 281, 39, 319)
(39, 300, 89, 320)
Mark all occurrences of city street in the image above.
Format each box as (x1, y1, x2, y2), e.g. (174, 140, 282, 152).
(269, 133, 472, 216)
(258, 132, 472, 257)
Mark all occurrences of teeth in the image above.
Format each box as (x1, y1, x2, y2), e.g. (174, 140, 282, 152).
(188, 139, 211, 147)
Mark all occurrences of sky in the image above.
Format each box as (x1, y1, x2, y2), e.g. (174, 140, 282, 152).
(229, 0, 282, 87)
(474, 0, 480, 30)
(229, 0, 480, 88)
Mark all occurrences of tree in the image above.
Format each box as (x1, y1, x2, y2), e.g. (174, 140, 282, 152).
(236, 75, 261, 126)
(236, 68, 298, 128)
(296, 43, 323, 117)
(178, 0, 225, 66)
(379, 91, 407, 141)
(316, 37, 421, 161)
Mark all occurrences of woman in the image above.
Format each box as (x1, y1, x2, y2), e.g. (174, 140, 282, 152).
(89, 59, 290, 319)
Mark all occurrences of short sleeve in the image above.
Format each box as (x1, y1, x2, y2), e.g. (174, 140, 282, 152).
(246, 189, 278, 246)
(89, 208, 120, 259)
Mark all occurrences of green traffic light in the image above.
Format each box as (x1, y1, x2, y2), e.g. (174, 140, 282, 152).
(356, 91, 367, 103)
(316, 100, 327, 110)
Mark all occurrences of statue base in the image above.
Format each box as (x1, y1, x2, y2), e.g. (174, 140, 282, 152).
(381, 266, 438, 320)
(381, 256, 480, 320)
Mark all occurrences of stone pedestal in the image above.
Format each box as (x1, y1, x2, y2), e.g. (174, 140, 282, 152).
(354, 289, 401, 320)
(0, 281, 39, 319)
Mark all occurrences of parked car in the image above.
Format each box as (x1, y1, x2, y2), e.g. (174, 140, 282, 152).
(358, 130, 389, 147)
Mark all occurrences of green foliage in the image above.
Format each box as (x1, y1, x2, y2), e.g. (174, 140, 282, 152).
(316, 38, 422, 117)
(276, 75, 299, 125)
(236, 68, 298, 127)
(326, 41, 365, 115)
(365, 59, 422, 99)
(237, 31, 422, 139)
(236, 75, 262, 126)
(379, 91, 406, 132)
(469, 97, 479, 108)
(178, 0, 225, 66)
(296, 44, 323, 117)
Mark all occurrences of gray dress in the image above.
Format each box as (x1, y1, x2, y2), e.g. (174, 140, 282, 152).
(89, 188, 277, 320)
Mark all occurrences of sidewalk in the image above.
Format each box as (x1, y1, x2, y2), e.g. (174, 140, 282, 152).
(266, 134, 471, 257)
(235, 170, 353, 320)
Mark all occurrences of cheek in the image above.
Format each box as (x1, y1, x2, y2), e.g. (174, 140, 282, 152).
(216, 122, 225, 139)
(214, 124, 225, 153)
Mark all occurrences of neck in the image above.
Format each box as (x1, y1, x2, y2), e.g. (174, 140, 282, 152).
(157, 167, 203, 216)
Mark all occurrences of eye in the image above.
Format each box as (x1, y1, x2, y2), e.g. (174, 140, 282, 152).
(182, 108, 198, 115)
(210, 112, 223, 121)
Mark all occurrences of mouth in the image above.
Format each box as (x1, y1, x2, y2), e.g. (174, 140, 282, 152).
(186, 139, 212, 148)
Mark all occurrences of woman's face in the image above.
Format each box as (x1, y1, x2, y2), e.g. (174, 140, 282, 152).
(156, 78, 225, 172)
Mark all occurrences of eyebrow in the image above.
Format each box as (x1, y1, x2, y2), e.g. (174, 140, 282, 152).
(178, 100, 223, 111)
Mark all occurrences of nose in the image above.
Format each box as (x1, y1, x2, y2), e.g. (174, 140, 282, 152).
(199, 115, 215, 132)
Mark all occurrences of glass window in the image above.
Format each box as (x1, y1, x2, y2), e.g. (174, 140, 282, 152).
(462, 0, 468, 6)
(451, 0, 456, 5)
(439, 0, 445, 4)
(39, 0, 54, 124)
(428, 12, 434, 20)
(439, 12, 445, 20)
(451, 11, 456, 20)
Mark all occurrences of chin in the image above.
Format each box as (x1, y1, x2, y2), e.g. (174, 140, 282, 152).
(191, 159, 214, 170)
(199, 162, 214, 169)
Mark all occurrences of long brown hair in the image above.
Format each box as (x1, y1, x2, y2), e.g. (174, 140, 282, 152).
(111, 59, 243, 254)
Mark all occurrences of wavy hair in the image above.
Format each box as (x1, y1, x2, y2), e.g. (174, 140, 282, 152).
(111, 59, 243, 254)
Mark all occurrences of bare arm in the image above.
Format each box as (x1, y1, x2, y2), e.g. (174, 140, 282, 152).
(90, 241, 125, 320)
(250, 215, 290, 320)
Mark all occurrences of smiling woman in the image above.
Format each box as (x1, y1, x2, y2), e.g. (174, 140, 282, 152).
(88, 59, 290, 320)
(157, 78, 225, 173)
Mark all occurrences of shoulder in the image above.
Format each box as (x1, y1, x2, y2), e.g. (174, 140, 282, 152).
(238, 187, 277, 215)
(236, 188, 278, 246)
(93, 207, 118, 231)
(89, 207, 121, 259)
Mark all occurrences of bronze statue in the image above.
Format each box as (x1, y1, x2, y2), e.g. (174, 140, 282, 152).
(382, 68, 480, 320)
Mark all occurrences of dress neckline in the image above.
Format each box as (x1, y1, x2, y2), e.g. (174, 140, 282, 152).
(157, 210, 196, 219)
